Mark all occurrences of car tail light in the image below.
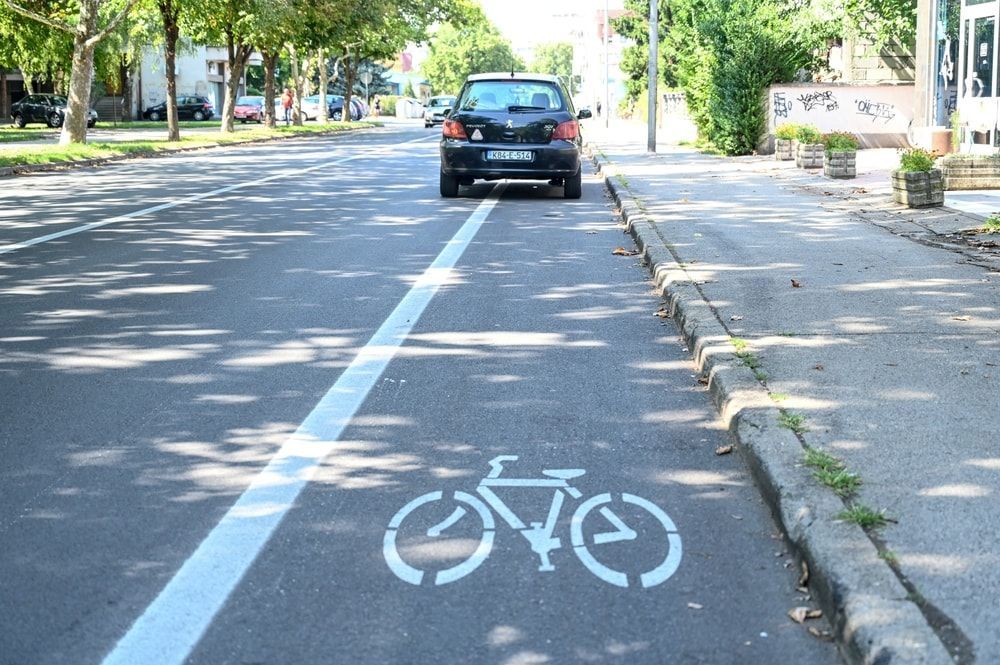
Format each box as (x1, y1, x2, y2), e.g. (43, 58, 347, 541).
(442, 119, 467, 140)
(551, 120, 579, 140)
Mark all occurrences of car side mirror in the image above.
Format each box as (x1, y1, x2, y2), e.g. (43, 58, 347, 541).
(442, 108, 452, 115)
(578, 108, 593, 120)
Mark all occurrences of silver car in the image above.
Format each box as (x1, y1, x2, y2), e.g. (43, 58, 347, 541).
(423, 95, 456, 128)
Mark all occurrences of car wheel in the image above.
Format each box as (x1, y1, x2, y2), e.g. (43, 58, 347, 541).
(425, 122, 432, 128)
(332, 110, 342, 121)
(87, 121, 96, 128)
(563, 168, 582, 199)
(150, 111, 161, 121)
(12, 114, 26, 128)
(47, 112, 63, 128)
(440, 169, 459, 198)
(193, 110, 206, 121)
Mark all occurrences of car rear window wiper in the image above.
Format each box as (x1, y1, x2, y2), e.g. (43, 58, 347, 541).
(507, 105, 546, 112)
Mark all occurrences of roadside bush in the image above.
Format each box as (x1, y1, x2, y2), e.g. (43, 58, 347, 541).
(774, 123, 800, 140)
(898, 147, 936, 172)
(379, 95, 400, 116)
(795, 124, 822, 144)
(822, 131, 859, 152)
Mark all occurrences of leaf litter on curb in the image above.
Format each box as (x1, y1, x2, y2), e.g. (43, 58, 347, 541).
(654, 307, 669, 319)
(715, 444, 733, 456)
(613, 247, 640, 256)
(788, 607, 823, 624)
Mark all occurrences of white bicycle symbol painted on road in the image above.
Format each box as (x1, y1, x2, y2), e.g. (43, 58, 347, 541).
(383, 455, 682, 588)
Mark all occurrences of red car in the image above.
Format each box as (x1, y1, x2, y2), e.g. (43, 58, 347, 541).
(234, 95, 265, 123)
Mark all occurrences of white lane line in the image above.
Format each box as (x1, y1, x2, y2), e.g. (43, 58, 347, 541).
(0, 134, 436, 257)
(100, 182, 507, 665)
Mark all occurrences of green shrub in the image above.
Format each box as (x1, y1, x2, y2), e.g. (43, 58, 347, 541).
(795, 124, 822, 144)
(379, 95, 400, 116)
(774, 123, 799, 140)
(898, 147, 936, 172)
(823, 131, 859, 152)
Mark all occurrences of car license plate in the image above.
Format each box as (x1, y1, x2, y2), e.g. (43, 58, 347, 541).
(486, 150, 533, 162)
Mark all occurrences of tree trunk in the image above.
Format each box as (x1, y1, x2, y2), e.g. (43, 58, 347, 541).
(160, 0, 181, 140)
(0, 71, 7, 120)
(263, 51, 278, 129)
(343, 53, 355, 124)
(59, 0, 99, 145)
(317, 48, 328, 124)
(220, 41, 251, 134)
(288, 44, 303, 126)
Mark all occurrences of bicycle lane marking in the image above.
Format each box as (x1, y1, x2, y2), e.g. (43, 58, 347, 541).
(0, 134, 435, 257)
(99, 181, 507, 665)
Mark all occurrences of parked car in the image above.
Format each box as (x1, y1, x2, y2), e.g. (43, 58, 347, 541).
(423, 95, 456, 128)
(439, 72, 591, 199)
(234, 95, 265, 123)
(10, 94, 98, 129)
(142, 95, 214, 121)
(325, 95, 361, 121)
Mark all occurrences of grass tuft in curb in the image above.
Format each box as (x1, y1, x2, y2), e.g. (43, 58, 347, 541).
(778, 411, 809, 434)
(838, 504, 891, 529)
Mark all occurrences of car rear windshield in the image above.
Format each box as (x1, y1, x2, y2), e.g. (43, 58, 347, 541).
(237, 96, 261, 104)
(429, 97, 455, 107)
(457, 81, 565, 113)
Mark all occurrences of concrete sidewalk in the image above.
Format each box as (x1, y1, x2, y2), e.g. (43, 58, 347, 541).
(587, 122, 998, 664)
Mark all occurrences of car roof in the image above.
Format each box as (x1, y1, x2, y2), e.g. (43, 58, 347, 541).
(465, 72, 561, 84)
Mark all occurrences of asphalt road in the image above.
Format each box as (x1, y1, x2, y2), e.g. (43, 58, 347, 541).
(0, 124, 841, 664)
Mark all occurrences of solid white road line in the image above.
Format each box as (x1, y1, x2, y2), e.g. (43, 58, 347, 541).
(100, 182, 507, 665)
(0, 135, 435, 257)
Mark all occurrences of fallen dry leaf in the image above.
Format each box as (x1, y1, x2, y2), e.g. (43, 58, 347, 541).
(654, 307, 669, 319)
(730, 315, 744, 321)
(715, 444, 734, 456)
(687, 602, 704, 610)
(788, 607, 823, 624)
(697, 375, 709, 385)
(952, 315, 971, 321)
(612, 247, 639, 256)
(798, 560, 810, 587)
(808, 626, 834, 641)
(791, 279, 803, 288)
(812, 364, 824, 371)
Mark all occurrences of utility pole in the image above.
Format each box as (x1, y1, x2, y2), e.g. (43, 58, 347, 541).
(647, 0, 658, 152)
(604, 0, 610, 129)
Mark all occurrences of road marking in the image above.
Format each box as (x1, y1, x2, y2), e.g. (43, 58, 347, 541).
(0, 135, 435, 257)
(382, 456, 682, 588)
(100, 181, 506, 665)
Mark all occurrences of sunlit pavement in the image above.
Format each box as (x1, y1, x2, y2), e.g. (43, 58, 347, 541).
(0, 124, 844, 664)
(588, 120, 998, 665)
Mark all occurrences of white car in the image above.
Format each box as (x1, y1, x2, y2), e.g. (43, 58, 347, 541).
(423, 95, 456, 128)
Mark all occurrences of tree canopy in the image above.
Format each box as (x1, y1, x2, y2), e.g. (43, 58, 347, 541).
(530, 42, 577, 94)
(421, 12, 524, 95)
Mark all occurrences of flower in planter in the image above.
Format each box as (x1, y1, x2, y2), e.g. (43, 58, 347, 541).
(892, 148, 943, 207)
(775, 123, 800, 141)
(794, 124, 822, 144)
(898, 147, 937, 172)
(822, 131, 859, 154)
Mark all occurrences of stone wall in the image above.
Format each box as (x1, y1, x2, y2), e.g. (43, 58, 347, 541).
(843, 36, 915, 83)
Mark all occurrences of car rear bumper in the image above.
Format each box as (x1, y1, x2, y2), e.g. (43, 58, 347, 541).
(440, 140, 581, 179)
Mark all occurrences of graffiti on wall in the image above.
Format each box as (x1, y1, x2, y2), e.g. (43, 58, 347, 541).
(855, 98, 896, 123)
(773, 92, 793, 118)
(797, 90, 839, 112)
(769, 84, 914, 135)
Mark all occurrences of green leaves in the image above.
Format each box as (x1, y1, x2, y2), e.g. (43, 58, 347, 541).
(422, 21, 524, 95)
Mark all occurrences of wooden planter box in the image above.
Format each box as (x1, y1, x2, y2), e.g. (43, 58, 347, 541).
(775, 138, 794, 161)
(824, 150, 856, 179)
(796, 142, 824, 169)
(891, 169, 944, 207)
(938, 156, 1000, 189)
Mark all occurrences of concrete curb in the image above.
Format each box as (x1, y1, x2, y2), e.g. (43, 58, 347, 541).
(590, 149, 955, 665)
(0, 124, 378, 178)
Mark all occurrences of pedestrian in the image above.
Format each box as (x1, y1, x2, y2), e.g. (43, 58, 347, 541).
(596, 99, 602, 117)
(281, 88, 294, 126)
(373, 95, 381, 118)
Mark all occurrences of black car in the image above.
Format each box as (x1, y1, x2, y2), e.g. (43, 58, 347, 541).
(325, 95, 361, 121)
(143, 95, 215, 121)
(10, 94, 98, 129)
(439, 73, 591, 199)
